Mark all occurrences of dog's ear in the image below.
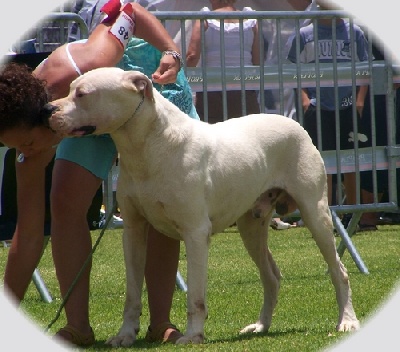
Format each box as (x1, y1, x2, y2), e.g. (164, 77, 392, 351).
(124, 71, 154, 101)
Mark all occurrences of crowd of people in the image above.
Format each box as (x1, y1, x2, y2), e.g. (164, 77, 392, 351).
(0, 0, 398, 348)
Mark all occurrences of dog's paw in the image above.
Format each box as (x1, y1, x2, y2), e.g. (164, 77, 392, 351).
(105, 333, 136, 347)
(175, 334, 205, 344)
(337, 319, 360, 332)
(239, 322, 267, 334)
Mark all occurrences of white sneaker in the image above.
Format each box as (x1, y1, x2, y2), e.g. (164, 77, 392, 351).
(98, 209, 124, 229)
(271, 219, 295, 230)
(112, 215, 124, 228)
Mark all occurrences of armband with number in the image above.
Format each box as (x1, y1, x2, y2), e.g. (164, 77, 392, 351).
(109, 3, 136, 49)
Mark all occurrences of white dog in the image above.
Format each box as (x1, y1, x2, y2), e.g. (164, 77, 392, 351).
(48, 67, 360, 345)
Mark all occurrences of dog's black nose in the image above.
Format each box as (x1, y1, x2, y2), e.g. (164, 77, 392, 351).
(39, 103, 59, 127)
(42, 103, 59, 115)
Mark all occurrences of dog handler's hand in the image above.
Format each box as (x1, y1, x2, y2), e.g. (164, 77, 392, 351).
(152, 52, 181, 84)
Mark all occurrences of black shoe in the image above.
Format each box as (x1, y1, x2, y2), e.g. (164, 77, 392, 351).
(341, 213, 353, 228)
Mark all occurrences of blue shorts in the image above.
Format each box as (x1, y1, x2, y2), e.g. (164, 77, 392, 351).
(55, 135, 117, 180)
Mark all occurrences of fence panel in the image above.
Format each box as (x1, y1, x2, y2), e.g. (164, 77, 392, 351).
(156, 10, 399, 273)
(156, 10, 399, 212)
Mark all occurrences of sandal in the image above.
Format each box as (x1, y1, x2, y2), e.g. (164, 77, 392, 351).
(54, 324, 95, 347)
(145, 322, 183, 344)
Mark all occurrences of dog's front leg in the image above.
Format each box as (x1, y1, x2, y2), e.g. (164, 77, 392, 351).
(176, 230, 211, 344)
(106, 215, 149, 347)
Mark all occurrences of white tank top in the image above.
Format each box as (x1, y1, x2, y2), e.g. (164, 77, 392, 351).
(202, 7, 257, 67)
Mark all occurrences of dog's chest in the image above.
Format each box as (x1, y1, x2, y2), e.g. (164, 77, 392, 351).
(117, 167, 184, 240)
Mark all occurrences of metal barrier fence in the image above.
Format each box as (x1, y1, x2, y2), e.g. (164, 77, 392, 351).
(27, 10, 400, 274)
(158, 10, 400, 274)
(11, 12, 89, 53)
(35, 13, 89, 52)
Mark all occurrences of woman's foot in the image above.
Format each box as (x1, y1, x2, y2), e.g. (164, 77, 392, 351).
(54, 324, 95, 347)
(145, 322, 183, 343)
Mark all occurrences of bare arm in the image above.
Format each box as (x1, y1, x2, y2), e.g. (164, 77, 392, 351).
(130, 3, 181, 83)
(186, 19, 203, 67)
(3, 149, 55, 301)
(64, 2, 181, 86)
(251, 23, 262, 66)
(132, 3, 179, 53)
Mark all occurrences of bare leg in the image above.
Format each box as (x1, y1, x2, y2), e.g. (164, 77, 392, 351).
(145, 226, 182, 342)
(344, 172, 357, 205)
(51, 160, 101, 340)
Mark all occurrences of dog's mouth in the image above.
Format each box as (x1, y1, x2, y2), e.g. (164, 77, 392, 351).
(70, 126, 97, 136)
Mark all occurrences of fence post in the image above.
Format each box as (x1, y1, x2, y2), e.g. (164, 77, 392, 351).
(332, 211, 369, 274)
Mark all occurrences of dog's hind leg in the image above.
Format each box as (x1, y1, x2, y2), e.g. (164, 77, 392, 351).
(298, 198, 360, 332)
(236, 211, 281, 335)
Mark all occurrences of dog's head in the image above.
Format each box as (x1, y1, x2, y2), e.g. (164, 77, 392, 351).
(48, 67, 154, 137)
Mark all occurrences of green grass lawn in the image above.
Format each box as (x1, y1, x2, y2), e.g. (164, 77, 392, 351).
(1, 224, 399, 351)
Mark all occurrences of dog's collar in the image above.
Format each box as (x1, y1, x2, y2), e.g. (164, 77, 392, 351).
(118, 94, 145, 131)
(131, 94, 145, 118)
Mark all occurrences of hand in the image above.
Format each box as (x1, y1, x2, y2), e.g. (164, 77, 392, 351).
(151, 54, 180, 85)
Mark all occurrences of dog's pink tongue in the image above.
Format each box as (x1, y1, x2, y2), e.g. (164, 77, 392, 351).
(71, 126, 96, 136)
(71, 130, 87, 136)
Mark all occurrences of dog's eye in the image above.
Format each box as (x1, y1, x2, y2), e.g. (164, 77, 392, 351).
(75, 87, 85, 98)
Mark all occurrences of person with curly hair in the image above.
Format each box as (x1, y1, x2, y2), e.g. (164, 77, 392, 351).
(0, 64, 48, 130)
(0, 0, 193, 347)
